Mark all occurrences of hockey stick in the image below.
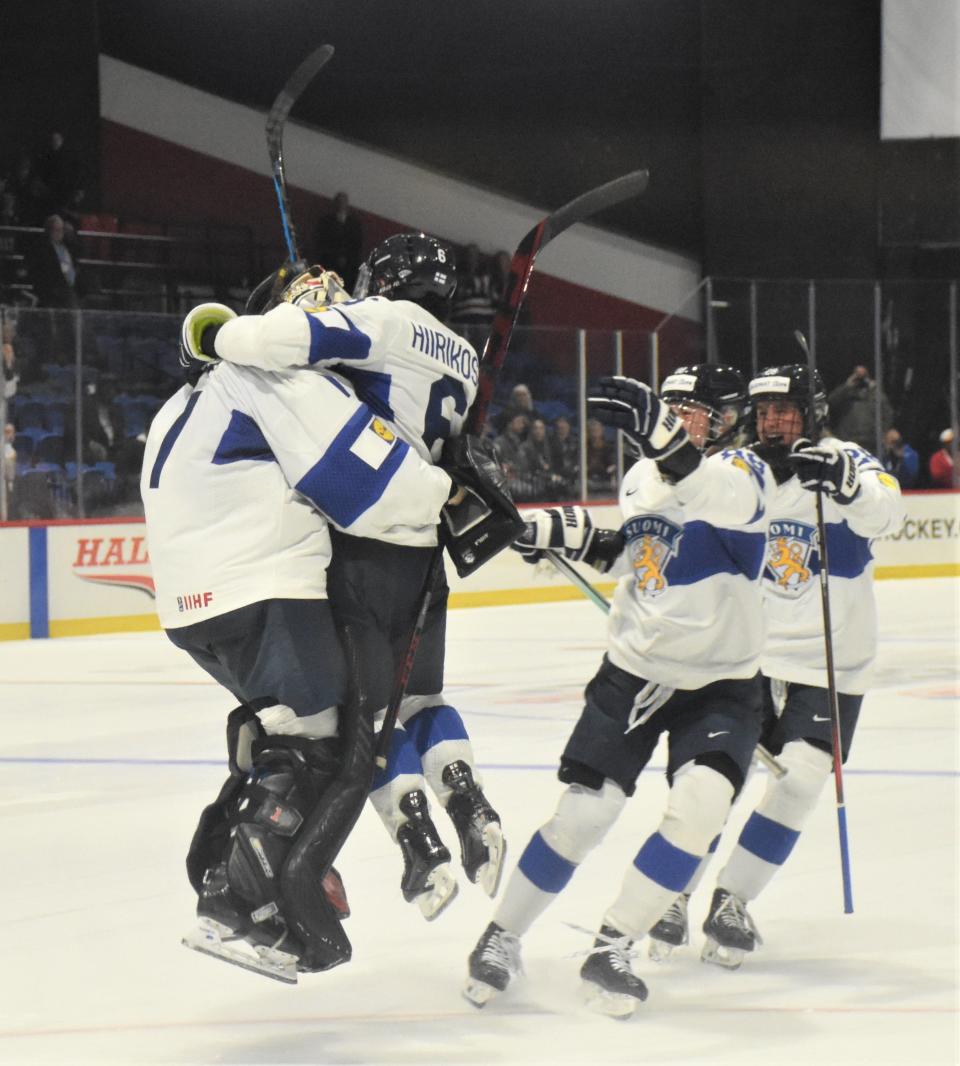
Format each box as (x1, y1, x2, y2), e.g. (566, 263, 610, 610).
(543, 550, 787, 779)
(265, 44, 335, 270)
(374, 169, 650, 768)
(793, 329, 854, 913)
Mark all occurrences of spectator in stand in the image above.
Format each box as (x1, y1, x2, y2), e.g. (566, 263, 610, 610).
(585, 416, 616, 495)
(494, 410, 537, 502)
(8, 153, 42, 226)
(518, 417, 567, 501)
(495, 382, 540, 433)
(312, 191, 362, 292)
(929, 429, 958, 488)
(827, 364, 893, 453)
(549, 415, 580, 497)
(882, 428, 919, 489)
(449, 244, 495, 331)
(34, 131, 82, 219)
(3, 320, 18, 401)
(26, 214, 83, 309)
(3, 422, 16, 487)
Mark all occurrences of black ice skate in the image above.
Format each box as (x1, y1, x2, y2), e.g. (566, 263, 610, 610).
(463, 921, 524, 1008)
(181, 863, 299, 984)
(701, 887, 763, 970)
(442, 760, 506, 897)
(648, 892, 690, 962)
(580, 924, 649, 1018)
(396, 789, 458, 921)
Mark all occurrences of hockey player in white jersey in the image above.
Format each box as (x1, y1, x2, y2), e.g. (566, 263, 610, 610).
(648, 364, 905, 969)
(190, 233, 509, 921)
(144, 286, 517, 982)
(464, 365, 775, 1017)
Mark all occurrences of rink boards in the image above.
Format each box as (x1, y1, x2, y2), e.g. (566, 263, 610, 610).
(0, 492, 957, 640)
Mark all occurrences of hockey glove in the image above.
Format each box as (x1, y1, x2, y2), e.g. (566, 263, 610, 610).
(788, 439, 861, 504)
(439, 435, 525, 578)
(179, 302, 237, 370)
(513, 506, 595, 565)
(588, 376, 700, 482)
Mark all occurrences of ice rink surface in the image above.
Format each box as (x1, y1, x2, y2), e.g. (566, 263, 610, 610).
(1, 577, 957, 1066)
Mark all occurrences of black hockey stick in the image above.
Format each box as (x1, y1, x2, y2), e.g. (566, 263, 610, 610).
(374, 169, 650, 768)
(793, 328, 854, 914)
(266, 44, 335, 271)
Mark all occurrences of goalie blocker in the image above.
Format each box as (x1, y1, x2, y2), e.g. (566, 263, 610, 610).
(440, 435, 524, 578)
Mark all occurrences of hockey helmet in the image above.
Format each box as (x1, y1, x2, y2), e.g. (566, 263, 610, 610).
(749, 364, 828, 431)
(354, 232, 457, 312)
(660, 364, 748, 448)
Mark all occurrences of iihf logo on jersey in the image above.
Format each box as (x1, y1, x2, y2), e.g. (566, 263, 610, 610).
(765, 520, 818, 595)
(623, 515, 683, 598)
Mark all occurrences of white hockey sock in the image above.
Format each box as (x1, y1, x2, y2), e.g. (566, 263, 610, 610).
(718, 740, 832, 900)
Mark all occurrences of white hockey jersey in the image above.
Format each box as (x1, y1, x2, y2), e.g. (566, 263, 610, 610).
(759, 438, 905, 693)
(211, 297, 479, 462)
(605, 448, 774, 689)
(141, 362, 451, 629)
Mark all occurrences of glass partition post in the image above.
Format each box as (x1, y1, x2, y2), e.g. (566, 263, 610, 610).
(577, 329, 588, 501)
(74, 308, 86, 516)
(873, 282, 883, 459)
(614, 329, 624, 484)
(749, 281, 759, 376)
(705, 276, 716, 363)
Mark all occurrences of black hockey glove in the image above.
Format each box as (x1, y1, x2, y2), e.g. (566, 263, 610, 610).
(588, 376, 700, 482)
(788, 439, 861, 504)
(752, 437, 812, 485)
(439, 435, 525, 578)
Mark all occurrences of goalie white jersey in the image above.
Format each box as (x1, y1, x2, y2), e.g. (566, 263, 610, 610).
(141, 363, 451, 629)
(759, 437, 905, 693)
(210, 297, 479, 462)
(605, 448, 774, 689)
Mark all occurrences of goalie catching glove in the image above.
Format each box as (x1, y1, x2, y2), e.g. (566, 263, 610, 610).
(439, 435, 525, 578)
(588, 376, 700, 482)
(513, 505, 624, 574)
(788, 439, 861, 504)
(179, 302, 237, 370)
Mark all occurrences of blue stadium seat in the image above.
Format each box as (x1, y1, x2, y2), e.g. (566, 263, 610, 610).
(32, 433, 65, 467)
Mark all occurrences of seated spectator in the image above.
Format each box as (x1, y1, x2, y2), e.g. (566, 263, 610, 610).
(3, 420, 16, 496)
(449, 243, 495, 330)
(495, 382, 540, 432)
(827, 364, 892, 453)
(549, 415, 580, 497)
(494, 410, 538, 502)
(929, 428, 958, 488)
(518, 417, 568, 501)
(882, 428, 919, 489)
(2, 320, 18, 401)
(585, 417, 616, 496)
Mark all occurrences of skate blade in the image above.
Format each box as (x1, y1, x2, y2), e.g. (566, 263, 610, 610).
(477, 826, 507, 898)
(182, 919, 298, 984)
(701, 937, 745, 970)
(648, 937, 677, 963)
(415, 864, 459, 921)
(581, 979, 640, 1019)
(462, 977, 498, 1008)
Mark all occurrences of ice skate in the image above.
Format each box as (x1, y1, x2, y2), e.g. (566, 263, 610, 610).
(181, 863, 299, 984)
(443, 760, 506, 897)
(396, 789, 458, 921)
(463, 921, 523, 1007)
(580, 924, 648, 1018)
(701, 887, 762, 970)
(648, 892, 689, 962)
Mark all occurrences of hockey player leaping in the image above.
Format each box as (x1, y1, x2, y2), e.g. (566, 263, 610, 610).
(190, 233, 510, 922)
(647, 364, 905, 969)
(463, 366, 775, 1018)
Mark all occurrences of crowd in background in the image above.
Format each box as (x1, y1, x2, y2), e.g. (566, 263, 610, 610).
(1, 167, 958, 521)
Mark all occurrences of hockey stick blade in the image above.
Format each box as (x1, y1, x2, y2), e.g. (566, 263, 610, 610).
(266, 44, 335, 264)
(469, 168, 649, 434)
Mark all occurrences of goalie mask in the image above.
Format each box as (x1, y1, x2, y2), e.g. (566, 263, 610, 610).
(244, 265, 350, 316)
(354, 232, 457, 314)
(660, 364, 748, 450)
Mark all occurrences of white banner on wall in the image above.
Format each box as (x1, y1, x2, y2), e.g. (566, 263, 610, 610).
(0, 492, 957, 640)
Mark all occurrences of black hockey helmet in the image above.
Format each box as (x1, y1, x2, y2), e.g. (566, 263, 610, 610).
(659, 364, 748, 448)
(749, 364, 828, 430)
(353, 232, 457, 313)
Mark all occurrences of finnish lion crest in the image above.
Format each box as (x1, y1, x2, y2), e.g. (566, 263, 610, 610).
(623, 515, 683, 598)
(765, 520, 818, 595)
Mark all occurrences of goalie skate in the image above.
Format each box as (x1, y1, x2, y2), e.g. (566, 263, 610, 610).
(701, 887, 762, 970)
(648, 892, 689, 962)
(579, 925, 648, 1019)
(182, 917, 299, 985)
(443, 760, 506, 897)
